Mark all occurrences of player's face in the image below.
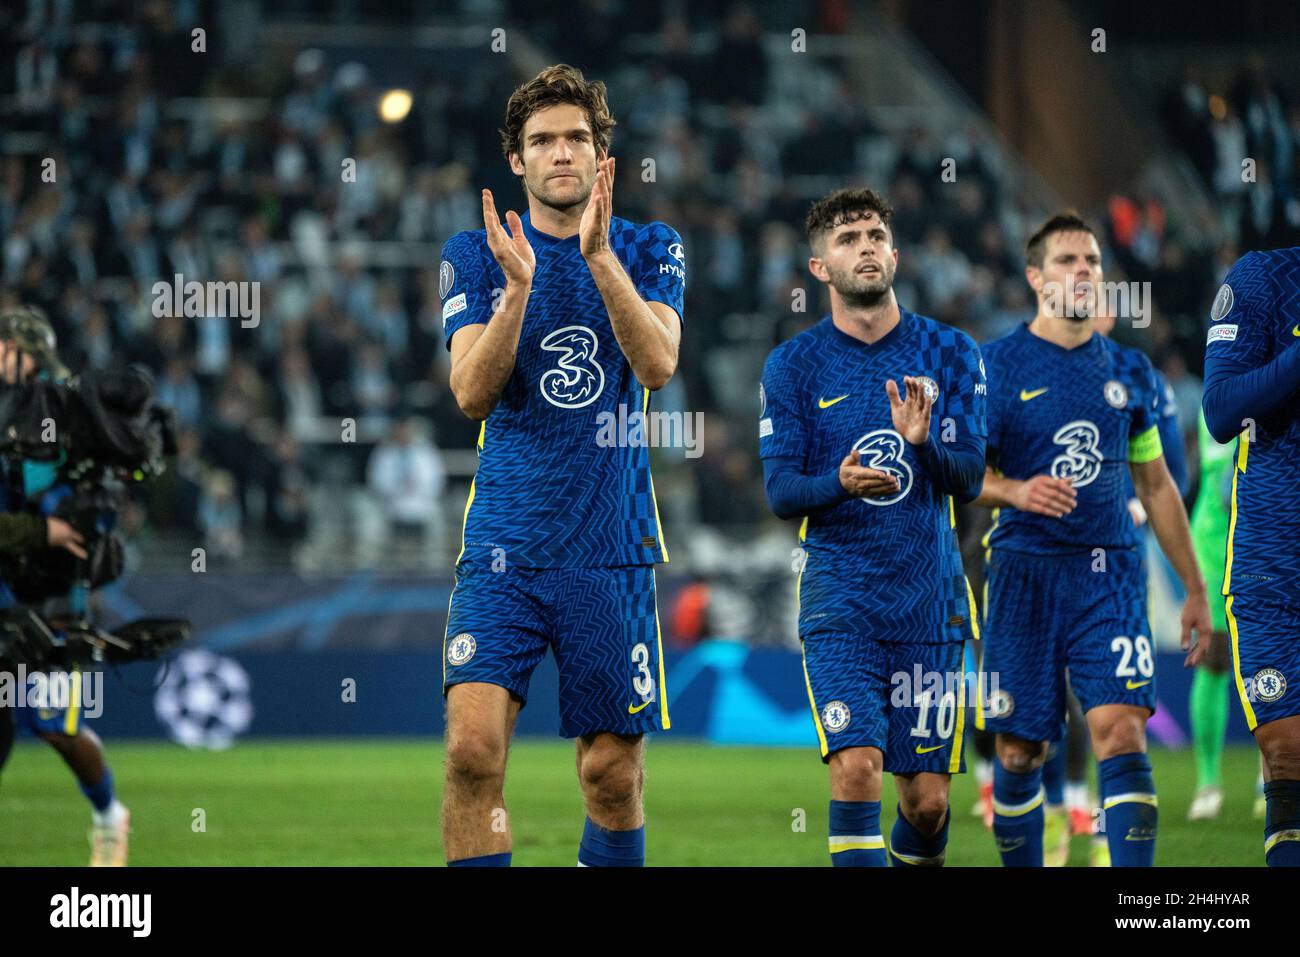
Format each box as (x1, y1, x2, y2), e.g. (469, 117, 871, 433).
(0, 341, 37, 384)
(510, 104, 601, 212)
(1030, 230, 1103, 320)
(812, 213, 898, 307)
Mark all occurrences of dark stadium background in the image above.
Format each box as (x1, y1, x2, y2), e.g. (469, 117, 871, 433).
(0, 1, 1294, 866)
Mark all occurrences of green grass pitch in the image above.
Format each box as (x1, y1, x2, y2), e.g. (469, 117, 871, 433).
(0, 739, 1264, 866)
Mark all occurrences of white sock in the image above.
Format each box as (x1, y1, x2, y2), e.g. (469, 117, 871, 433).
(975, 759, 993, 784)
(1065, 782, 1088, 810)
(93, 799, 128, 828)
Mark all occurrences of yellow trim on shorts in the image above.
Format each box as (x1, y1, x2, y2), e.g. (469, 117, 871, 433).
(1226, 595, 1256, 731)
(965, 576, 980, 642)
(1128, 424, 1163, 464)
(976, 544, 992, 729)
(801, 644, 828, 757)
(447, 422, 485, 685)
(441, 584, 458, 690)
(644, 388, 669, 564)
(652, 566, 670, 730)
(1223, 430, 1257, 730)
(63, 669, 81, 735)
(1223, 430, 1249, 595)
(949, 657, 966, 774)
(453, 421, 486, 565)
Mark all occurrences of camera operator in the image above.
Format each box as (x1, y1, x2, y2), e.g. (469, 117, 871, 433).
(0, 305, 131, 867)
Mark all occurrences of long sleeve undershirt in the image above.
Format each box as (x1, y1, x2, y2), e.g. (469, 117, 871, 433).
(761, 434, 985, 521)
(1202, 343, 1300, 444)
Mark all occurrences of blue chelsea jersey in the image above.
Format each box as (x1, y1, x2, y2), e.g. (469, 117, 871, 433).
(759, 311, 987, 642)
(982, 324, 1163, 556)
(440, 211, 685, 568)
(1203, 248, 1300, 603)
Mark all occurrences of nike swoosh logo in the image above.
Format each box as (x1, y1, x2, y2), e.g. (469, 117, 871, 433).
(1125, 679, 1151, 690)
(1293, 325, 1300, 337)
(628, 699, 653, 714)
(1019, 388, 1049, 401)
(818, 394, 849, 409)
(915, 744, 944, 754)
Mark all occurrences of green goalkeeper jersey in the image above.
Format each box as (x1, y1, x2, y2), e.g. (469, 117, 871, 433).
(1190, 410, 1235, 627)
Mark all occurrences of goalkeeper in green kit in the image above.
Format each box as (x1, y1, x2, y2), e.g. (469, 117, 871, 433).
(1186, 411, 1247, 821)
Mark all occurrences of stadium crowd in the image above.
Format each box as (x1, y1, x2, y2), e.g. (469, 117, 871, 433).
(0, 0, 1294, 584)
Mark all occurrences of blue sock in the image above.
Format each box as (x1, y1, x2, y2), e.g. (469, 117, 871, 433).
(1041, 741, 1066, 807)
(889, 803, 949, 866)
(1264, 780, 1300, 867)
(1099, 752, 1158, 866)
(80, 767, 114, 813)
(448, 852, 512, 867)
(992, 762, 1044, 866)
(578, 818, 645, 867)
(828, 799, 887, 867)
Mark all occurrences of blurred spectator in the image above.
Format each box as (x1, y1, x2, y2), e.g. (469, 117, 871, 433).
(352, 341, 398, 420)
(264, 429, 315, 543)
(0, 2, 1270, 573)
(145, 426, 203, 535)
(366, 418, 447, 555)
(198, 469, 244, 561)
(156, 356, 202, 428)
(915, 226, 972, 316)
(275, 347, 325, 442)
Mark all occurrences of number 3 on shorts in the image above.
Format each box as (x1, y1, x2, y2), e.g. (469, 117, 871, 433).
(631, 642, 654, 699)
(1111, 634, 1154, 679)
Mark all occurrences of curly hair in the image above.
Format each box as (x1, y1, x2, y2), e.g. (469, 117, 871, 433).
(805, 188, 894, 253)
(1025, 211, 1096, 268)
(499, 64, 616, 162)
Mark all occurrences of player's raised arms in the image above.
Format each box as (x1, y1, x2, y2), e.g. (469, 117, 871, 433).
(447, 189, 534, 421)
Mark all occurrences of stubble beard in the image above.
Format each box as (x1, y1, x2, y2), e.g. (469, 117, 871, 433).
(831, 261, 894, 309)
(526, 169, 591, 214)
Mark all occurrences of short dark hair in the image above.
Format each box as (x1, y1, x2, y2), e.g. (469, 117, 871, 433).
(1025, 211, 1096, 268)
(805, 188, 894, 253)
(499, 64, 616, 162)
